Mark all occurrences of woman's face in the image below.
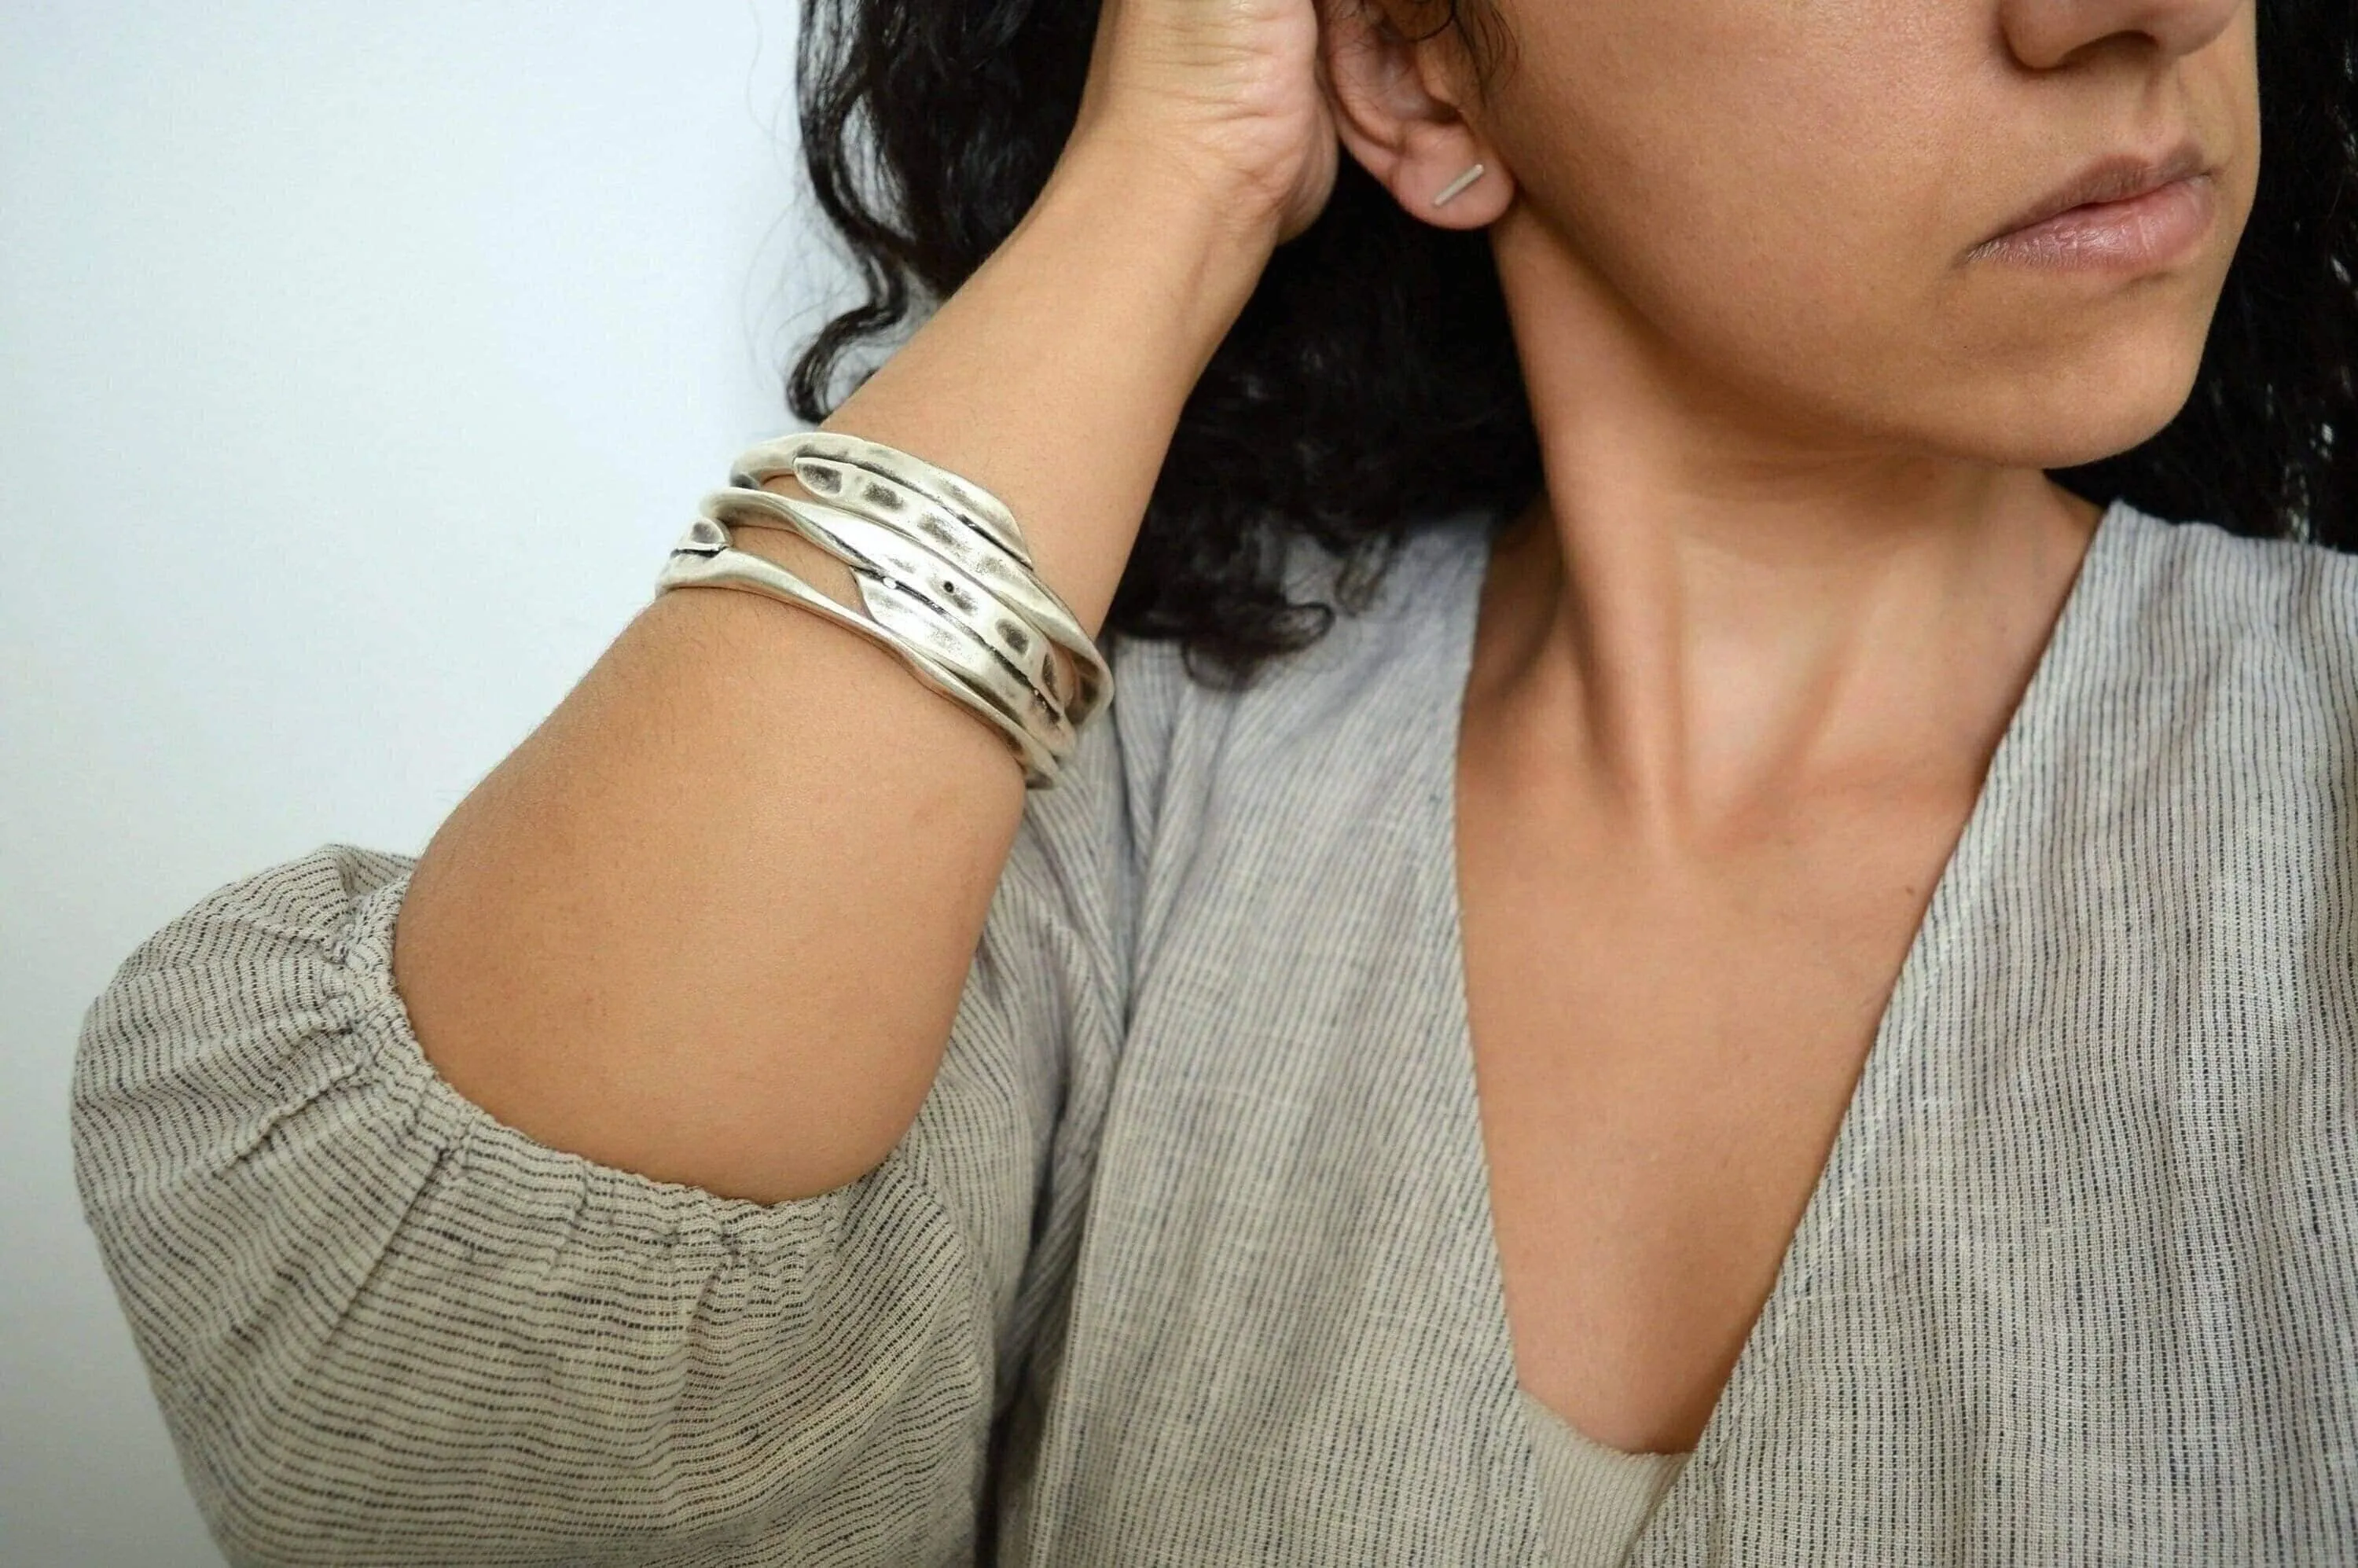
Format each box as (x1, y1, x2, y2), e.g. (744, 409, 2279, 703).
(1451, 0, 2260, 471)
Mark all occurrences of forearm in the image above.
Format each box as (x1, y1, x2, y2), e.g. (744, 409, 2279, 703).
(391, 138, 1276, 1203)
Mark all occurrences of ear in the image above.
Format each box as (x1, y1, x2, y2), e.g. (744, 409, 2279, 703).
(1320, 0, 1513, 228)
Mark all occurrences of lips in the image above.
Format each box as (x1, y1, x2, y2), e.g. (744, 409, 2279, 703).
(1985, 141, 2212, 244)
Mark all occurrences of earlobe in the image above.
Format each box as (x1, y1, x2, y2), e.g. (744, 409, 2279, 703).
(1320, 0, 1511, 228)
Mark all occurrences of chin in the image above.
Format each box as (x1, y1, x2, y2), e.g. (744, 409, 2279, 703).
(1925, 325, 2216, 473)
(2017, 395, 2198, 472)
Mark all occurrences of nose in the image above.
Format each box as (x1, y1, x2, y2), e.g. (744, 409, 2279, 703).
(2000, 0, 2243, 69)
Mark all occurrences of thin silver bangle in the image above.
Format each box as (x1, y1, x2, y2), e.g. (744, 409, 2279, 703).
(731, 429, 1036, 566)
(703, 483, 1081, 724)
(697, 492, 1077, 766)
(657, 524, 1070, 787)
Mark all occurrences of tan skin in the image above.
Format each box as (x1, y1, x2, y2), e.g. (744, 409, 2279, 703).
(1314, 0, 2258, 1453)
(391, 0, 2257, 1467)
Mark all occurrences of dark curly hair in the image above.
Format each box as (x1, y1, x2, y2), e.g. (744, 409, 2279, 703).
(782, 0, 2358, 689)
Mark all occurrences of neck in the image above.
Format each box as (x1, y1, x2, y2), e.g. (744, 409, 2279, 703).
(1471, 217, 2106, 850)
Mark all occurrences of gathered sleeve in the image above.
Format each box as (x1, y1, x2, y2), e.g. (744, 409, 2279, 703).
(68, 716, 1139, 1567)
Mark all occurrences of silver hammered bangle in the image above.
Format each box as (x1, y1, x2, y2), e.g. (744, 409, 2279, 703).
(680, 501, 1079, 772)
(657, 532, 1070, 786)
(700, 485, 1078, 740)
(727, 431, 1111, 729)
(652, 433, 1113, 788)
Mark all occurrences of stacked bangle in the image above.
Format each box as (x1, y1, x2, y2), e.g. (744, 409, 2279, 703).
(653, 431, 1113, 788)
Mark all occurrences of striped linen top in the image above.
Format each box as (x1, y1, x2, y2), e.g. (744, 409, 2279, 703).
(71, 498, 2358, 1566)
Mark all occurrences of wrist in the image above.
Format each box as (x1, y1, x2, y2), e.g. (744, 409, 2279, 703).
(1028, 131, 1283, 352)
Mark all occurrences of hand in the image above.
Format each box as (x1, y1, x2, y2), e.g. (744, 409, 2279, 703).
(1067, 0, 1343, 246)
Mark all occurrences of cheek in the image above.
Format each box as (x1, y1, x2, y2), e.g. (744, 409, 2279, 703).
(1494, 10, 1978, 399)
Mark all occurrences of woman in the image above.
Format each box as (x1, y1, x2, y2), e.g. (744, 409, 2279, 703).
(71, 0, 2358, 1562)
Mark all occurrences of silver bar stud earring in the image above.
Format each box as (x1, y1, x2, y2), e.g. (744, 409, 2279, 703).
(1431, 162, 1486, 207)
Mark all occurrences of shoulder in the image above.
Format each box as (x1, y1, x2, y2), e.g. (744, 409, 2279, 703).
(2077, 503, 2358, 780)
(2097, 501, 2358, 681)
(1087, 516, 1490, 838)
(1104, 514, 1493, 728)
(2069, 502, 2358, 879)
(1007, 516, 1482, 932)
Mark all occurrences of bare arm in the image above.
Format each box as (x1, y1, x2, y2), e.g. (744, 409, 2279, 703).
(389, 130, 1290, 1204)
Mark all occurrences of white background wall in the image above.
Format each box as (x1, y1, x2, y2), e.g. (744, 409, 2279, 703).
(2, 4, 854, 1559)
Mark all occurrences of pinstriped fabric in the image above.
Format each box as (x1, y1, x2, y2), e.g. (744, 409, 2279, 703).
(1519, 1390, 1688, 1567)
(72, 500, 2358, 1566)
(1611, 505, 2358, 1566)
(72, 696, 1139, 1566)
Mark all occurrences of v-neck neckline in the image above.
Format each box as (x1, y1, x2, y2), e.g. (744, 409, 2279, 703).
(1420, 496, 2134, 1552)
